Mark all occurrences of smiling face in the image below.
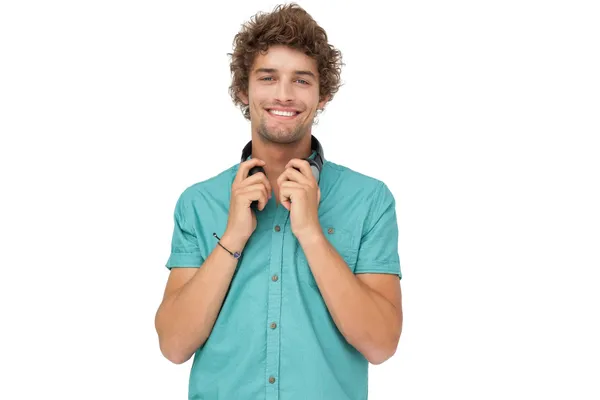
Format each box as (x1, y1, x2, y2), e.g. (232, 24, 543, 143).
(238, 45, 329, 144)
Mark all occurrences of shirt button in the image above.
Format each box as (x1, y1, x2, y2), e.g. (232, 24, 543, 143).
(271, 274, 279, 282)
(328, 227, 334, 234)
(274, 225, 281, 232)
(270, 322, 277, 329)
(269, 376, 276, 384)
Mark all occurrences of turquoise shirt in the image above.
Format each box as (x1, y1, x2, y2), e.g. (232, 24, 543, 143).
(165, 156, 402, 400)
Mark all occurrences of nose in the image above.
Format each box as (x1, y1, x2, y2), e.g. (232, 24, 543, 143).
(274, 79, 294, 103)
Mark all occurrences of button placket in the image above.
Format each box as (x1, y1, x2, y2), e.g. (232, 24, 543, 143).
(265, 208, 288, 398)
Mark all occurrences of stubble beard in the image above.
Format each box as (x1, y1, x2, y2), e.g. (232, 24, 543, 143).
(256, 111, 312, 145)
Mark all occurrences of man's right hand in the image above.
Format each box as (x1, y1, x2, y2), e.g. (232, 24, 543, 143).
(223, 158, 272, 247)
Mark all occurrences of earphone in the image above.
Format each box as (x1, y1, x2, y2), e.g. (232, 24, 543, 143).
(240, 135, 325, 209)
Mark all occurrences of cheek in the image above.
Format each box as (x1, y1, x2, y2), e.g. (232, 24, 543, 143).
(251, 87, 270, 103)
(302, 94, 320, 111)
(250, 100, 267, 116)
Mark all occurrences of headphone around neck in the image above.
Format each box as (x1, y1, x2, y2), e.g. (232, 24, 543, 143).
(240, 135, 325, 182)
(240, 135, 325, 209)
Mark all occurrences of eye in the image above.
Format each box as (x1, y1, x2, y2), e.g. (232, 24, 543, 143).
(296, 79, 309, 85)
(260, 76, 274, 81)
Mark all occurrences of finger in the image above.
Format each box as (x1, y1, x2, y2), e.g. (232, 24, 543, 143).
(279, 186, 294, 211)
(238, 158, 266, 184)
(285, 158, 313, 181)
(238, 184, 269, 209)
(235, 158, 266, 184)
(276, 166, 310, 188)
(237, 183, 267, 197)
(279, 185, 303, 209)
(280, 182, 306, 204)
(280, 181, 304, 189)
(243, 171, 272, 197)
(256, 188, 269, 210)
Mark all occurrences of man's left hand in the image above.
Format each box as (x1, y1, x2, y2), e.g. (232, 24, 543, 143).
(277, 158, 321, 240)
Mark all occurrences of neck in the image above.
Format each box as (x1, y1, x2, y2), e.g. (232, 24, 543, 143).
(251, 134, 313, 178)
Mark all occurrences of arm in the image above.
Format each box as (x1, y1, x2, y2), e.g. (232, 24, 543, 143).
(298, 233, 403, 364)
(277, 161, 403, 364)
(154, 233, 246, 364)
(156, 158, 270, 364)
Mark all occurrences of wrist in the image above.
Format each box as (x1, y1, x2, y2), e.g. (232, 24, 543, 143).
(295, 226, 325, 247)
(220, 231, 249, 253)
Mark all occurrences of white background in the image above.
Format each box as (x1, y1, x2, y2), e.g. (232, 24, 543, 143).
(1, 0, 599, 399)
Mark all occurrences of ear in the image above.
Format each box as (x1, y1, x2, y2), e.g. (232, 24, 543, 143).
(237, 91, 249, 105)
(317, 94, 331, 111)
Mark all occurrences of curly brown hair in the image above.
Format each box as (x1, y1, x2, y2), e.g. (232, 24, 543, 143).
(227, 3, 344, 120)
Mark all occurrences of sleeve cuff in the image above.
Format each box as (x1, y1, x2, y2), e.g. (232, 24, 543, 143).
(354, 262, 402, 279)
(165, 252, 204, 269)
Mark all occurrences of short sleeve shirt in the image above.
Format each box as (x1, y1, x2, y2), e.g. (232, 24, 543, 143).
(165, 159, 402, 400)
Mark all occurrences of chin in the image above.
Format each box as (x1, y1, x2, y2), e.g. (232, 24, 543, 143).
(258, 126, 306, 144)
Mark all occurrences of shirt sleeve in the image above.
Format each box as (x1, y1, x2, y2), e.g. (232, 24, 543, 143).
(165, 192, 204, 269)
(354, 181, 402, 279)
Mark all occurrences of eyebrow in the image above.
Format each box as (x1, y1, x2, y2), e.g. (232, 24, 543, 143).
(254, 68, 316, 79)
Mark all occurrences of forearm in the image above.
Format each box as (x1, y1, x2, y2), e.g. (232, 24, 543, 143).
(156, 233, 246, 364)
(298, 233, 400, 364)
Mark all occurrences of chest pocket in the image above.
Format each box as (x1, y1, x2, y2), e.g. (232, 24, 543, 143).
(296, 225, 358, 290)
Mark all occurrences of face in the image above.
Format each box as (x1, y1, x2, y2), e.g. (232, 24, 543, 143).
(238, 45, 329, 144)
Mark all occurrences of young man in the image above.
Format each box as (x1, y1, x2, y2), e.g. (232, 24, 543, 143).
(155, 4, 403, 399)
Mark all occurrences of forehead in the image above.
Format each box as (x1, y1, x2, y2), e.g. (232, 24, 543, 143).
(251, 45, 318, 75)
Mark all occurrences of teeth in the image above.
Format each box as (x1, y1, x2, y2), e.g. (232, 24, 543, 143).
(270, 110, 296, 117)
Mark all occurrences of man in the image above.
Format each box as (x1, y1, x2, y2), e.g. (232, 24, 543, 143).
(155, 3, 403, 399)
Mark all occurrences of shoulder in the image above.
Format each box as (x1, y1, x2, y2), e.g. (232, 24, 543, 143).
(318, 160, 398, 250)
(322, 160, 394, 201)
(173, 164, 238, 212)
